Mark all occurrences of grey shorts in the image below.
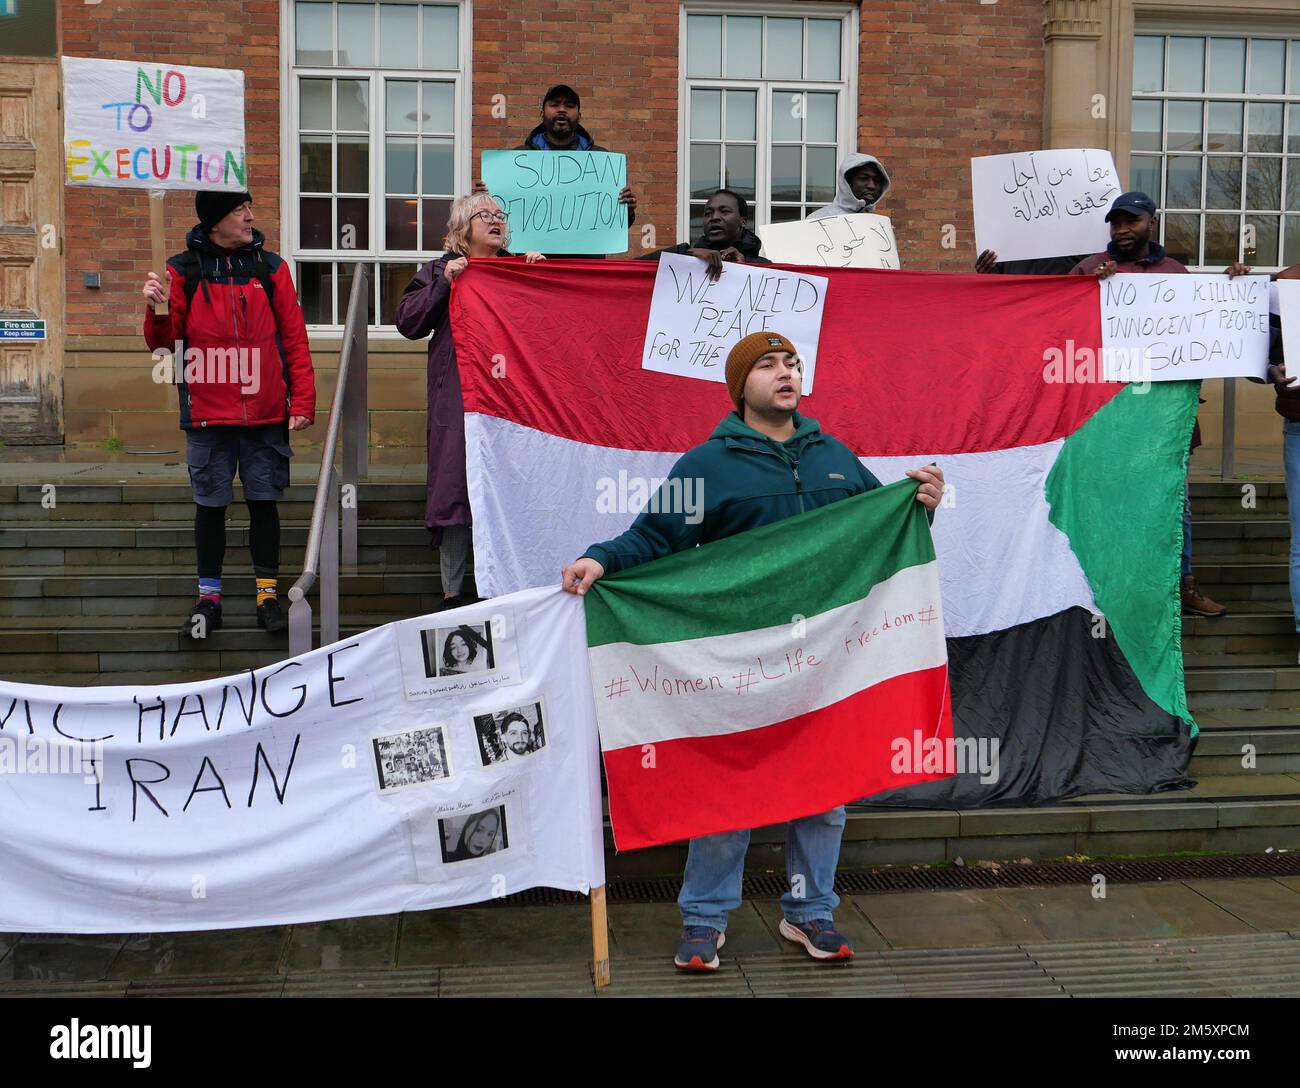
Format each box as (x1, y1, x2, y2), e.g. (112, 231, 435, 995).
(186, 423, 293, 507)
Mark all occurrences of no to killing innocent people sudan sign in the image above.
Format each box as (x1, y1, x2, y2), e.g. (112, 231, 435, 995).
(0, 590, 603, 932)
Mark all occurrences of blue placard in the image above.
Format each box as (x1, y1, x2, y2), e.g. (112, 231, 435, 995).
(481, 149, 628, 255)
(0, 320, 45, 340)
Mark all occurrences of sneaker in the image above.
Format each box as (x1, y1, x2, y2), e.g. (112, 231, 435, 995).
(182, 598, 222, 640)
(673, 926, 725, 971)
(1180, 575, 1226, 617)
(257, 597, 288, 634)
(779, 917, 855, 961)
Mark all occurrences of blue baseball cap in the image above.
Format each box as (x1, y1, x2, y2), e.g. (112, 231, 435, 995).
(1105, 191, 1158, 222)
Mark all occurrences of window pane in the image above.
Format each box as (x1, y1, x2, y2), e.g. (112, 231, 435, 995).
(338, 3, 375, 66)
(691, 89, 721, 141)
(422, 198, 453, 250)
(338, 136, 369, 192)
(387, 81, 419, 133)
(337, 79, 368, 131)
(1130, 155, 1161, 202)
(769, 205, 803, 224)
(338, 197, 369, 250)
(1249, 40, 1286, 94)
(767, 18, 803, 79)
(1168, 37, 1205, 93)
(689, 144, 721, 200)
(379, 3, 418, 67)
(725, 91, 756, 141)
(771, 145, 802, 202)
(771, 90, 801, 142)
(724, 144, 756, 203)
(725, 16, 762, 78)
(1166, 156, 1202, 207)
(808, 20, 841, 81)
(1204, 213, 1240, 263)
(688, 204, 705, 242)
(1289, 165, 1300, 211)
(1131, 100, 1161, 151)
(1245, 214, 1279, 265)
(806, 146, 836, 203)
(1133, 36, 1164, 93)
(1290, 105, 1300, 152)
(423, 82, 454, 133)
(423, 4, 459, 70)
(337, 262, 376, 326)
(297, 261, 331, 323)
(1208, 101, 1243, 152)
(300, 79, 332, 131)
(1293, 42, 1300, 94)
(1285, 216, 1300, 264)
(1207, 158, 1242, 209)
(296, 2, 333, 65)
(1246, 157, 1282, 210)
(1249, 103, 1284, 153)
(386, 138, 417, 194)
(380, 263, 419, 324)
(687, 15, 722, 78)
(385, 198, 419, 249)
(421, 138, 454, 195)
(1167, 101, 1202, 152)
(806, 92, 837, 144)
(300, 139, 333, 192)
(300, 198, 332, 248)
(1207, 37, 1245, 93)
(1163, 213, 1199, 265)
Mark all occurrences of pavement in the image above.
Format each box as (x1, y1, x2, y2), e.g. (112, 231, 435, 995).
(5, 876, 1300, 997)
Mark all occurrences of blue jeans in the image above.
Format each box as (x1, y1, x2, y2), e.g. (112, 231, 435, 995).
(1285, 421, 1300, 632)
(1182, 480, 1193, 578)
(678, 806, 846, 931)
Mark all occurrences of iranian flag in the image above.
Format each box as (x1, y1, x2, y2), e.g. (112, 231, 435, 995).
(451, 260, 1197, 811)
(584, 480, 950, 850)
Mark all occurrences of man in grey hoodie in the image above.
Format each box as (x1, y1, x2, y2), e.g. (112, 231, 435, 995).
(807, 153, 891, 220)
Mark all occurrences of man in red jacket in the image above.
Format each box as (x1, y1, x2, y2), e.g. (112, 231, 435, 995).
(142, 190, 316, 639)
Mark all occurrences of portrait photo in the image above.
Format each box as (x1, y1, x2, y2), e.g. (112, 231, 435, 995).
(472, 700, 547, 767)
(438, 805, 509, 863)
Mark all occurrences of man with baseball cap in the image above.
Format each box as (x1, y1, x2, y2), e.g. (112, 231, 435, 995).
(562, 331, 944, 971)
(141, 189, 316, 641)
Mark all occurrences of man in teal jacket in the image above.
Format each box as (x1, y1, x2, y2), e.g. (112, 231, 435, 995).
(562, 330, 944, 971)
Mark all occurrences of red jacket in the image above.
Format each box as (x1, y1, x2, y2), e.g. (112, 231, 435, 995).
(144, 227, 316, 429)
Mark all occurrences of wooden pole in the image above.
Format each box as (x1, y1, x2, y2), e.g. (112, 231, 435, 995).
(148, 189, 169, 316)
(590, 884, 610, 988)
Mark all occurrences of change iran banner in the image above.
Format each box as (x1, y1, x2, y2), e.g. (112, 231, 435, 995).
(63, 56, 246, 191)
(586, 480, 951, 850)
(0, 589, 604, 932)
(452, 260, 1198, 808)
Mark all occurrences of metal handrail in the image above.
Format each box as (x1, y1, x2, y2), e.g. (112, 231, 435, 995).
(288, 263, 370, 657)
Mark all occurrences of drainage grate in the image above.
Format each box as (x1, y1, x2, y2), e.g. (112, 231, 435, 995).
(480, 852, 1300, 908)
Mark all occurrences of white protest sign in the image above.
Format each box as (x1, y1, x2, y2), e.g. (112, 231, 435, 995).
(1278, 281, 1300, 383)
(642, 252, 828, 394)
(0, 587, 604, 932)
(1100, 274, 1272, 382)
(63, 56, 246, 191)
(757, 214, 900, 269)
(971, 148, 1120, 264)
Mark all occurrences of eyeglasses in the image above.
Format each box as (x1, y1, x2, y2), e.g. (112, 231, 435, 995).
(471, 209, 509, 223)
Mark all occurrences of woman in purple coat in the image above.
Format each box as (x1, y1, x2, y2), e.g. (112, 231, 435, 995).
(395, 194, 544, 607)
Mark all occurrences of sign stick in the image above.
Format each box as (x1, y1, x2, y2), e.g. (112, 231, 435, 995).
(148, 189, 169, 316)
(590, 883, 610, 988)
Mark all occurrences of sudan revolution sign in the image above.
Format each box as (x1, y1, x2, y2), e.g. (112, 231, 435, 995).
(453, 261, 1198, 808)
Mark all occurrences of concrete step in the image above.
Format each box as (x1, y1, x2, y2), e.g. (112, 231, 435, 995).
(1193, 519, 1289, 558)
(0, 541, 436, 571)
(1190, 729, 1300, 775)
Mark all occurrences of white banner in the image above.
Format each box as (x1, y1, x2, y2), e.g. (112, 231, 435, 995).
(0, 588, 604, 933)
(62, 56, 247, 191)
(757, 214, 900, 269)
(1278, 281, 1300, 377)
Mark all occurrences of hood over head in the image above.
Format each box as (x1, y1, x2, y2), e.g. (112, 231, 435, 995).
(808, 153, 891, 219)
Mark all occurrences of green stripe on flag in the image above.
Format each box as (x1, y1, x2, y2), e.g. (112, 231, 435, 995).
(585, 476, 934, 648)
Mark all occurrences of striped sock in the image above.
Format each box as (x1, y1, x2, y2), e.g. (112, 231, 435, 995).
(255, 577, 278, 606)
(198, 577, 222, 603)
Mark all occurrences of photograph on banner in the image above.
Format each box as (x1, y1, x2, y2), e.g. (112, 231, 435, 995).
(473, 699, 547, 766)
(372, 724, 454, 794)
(1099, 273, 1272, 382)
(481, 149, 628, 254)
(641, 252, 828, 393)
(62, 56, 247, 191)
(757, 214, 900, 269)
(971, 148, 1119, 263)
(398, 605, 525, 701)
(406, 782, 529, 881)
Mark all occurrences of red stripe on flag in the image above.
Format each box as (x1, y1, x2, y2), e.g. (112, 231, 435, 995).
(602, 665, 954, 851)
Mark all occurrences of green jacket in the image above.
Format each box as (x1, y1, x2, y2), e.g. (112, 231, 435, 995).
(584, 412, 883, 574)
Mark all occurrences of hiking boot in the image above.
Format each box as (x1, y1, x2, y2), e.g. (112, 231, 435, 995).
(778, 918, 855, 961)
(182, 599, 222, 640)
(1180, 575, 1225, 617)
(257, 597, 288, 634)
(674, 926, 725, 971)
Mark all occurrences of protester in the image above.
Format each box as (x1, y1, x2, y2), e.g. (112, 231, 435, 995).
(395, 194, 545, 608)
(974, 249, 1086, 275)
(639, 189, 770, 281)
(807, 153, 891, 220)
(141, 191, 315, 639)
(561, 330, 944, 970)
(1263, 264, 1300, 660)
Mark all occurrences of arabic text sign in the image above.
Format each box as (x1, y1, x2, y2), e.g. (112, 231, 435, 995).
(63, 56, 246, 191)
(971, 148, 1120, 264)
(757, 214, 900, 269)
(642, 252, 828, 394)
(482, 149, 628, 254)
(1100, 274, 1272, 382)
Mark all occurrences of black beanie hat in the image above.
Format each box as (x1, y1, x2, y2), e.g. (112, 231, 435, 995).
(196, 189, 252, 232)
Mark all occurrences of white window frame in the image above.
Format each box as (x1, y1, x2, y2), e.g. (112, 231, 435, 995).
(677, 1, 859, 243)
(280, 0, 474, 332)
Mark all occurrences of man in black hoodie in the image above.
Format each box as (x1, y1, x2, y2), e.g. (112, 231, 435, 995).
(638, 189, 769, 281)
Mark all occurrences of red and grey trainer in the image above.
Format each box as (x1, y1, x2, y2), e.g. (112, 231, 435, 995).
(674, 926, 725, 971)
(779, 917, 855, 961)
